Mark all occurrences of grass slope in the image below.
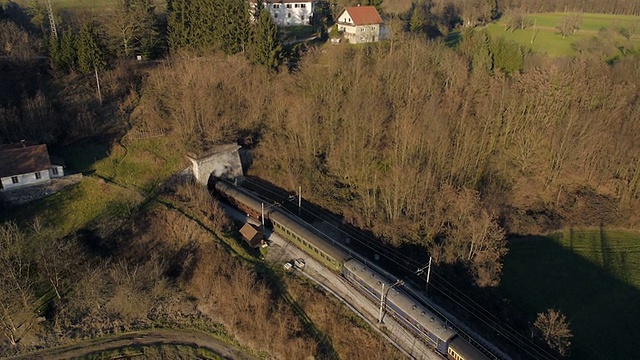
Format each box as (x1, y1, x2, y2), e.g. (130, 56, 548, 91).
(501, 229, 640, 359)
(486, 12, 640, 57)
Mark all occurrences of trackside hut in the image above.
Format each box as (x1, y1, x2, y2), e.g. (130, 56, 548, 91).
(337, 6, 386, 44)
(0, 144, 64, 190)
(239, 223, 264, 248)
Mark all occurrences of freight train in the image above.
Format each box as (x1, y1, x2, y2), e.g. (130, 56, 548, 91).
(214, 179, 491, 360)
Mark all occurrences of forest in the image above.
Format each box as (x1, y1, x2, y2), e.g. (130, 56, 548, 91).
(1, 0, 639, 358)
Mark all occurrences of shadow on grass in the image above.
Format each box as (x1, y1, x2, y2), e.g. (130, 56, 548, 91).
(50, 137, 114, 175)
(501, 230, 640, 359)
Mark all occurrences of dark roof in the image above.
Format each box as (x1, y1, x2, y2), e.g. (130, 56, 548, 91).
(344, 6, 384, 25)
(240, 223, 262, 240)
(0, 144, 52, 178)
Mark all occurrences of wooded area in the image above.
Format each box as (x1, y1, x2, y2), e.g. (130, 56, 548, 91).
(1, 0, 639, 358)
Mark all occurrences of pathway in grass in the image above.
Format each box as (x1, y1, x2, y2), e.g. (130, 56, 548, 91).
(501, 229, 640, 359)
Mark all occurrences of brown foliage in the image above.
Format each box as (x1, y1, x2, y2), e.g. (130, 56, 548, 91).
(134, 38, 640, 288)
(186, 242, 316, 359)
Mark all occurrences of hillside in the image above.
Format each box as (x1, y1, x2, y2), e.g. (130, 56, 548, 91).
(1, 1, 640, 358)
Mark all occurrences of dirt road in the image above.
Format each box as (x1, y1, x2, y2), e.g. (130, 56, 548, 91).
(6, 330, 255, 360)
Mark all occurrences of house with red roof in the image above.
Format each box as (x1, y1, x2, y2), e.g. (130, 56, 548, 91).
(0, 143, 64, 191)
(336, 6, 386, 44)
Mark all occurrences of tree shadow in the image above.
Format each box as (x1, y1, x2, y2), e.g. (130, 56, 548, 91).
(241, 176, 429, 286)
(501, 232, 640, 359)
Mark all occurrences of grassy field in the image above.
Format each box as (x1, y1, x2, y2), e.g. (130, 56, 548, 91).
(485, 12, 640, 57)
(1, 136, 186, 238)
(501, 229, 640, 359)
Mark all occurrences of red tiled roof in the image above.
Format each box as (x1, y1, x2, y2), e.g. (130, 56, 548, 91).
(344, 6, 384, 25)
(0, 144, 52, 178)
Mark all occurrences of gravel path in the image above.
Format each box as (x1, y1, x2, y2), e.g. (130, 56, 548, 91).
(5, 330, 254, 360)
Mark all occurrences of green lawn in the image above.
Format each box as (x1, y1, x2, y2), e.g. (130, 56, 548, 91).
(525, 13, 640, 32)
(3, 137, 185, 237)
(485, 12, 640, 57)
(501, 229, 640, 359)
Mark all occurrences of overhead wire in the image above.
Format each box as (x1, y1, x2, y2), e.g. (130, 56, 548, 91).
(235, 178, 557, 358)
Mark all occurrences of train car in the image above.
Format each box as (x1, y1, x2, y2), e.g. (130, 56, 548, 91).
(343, 258, 456, 357)
(448, 336, 491, 360)
(270, 209, 350, 273)
(215, 180, 492, 360)
(214, 180, 264, 221)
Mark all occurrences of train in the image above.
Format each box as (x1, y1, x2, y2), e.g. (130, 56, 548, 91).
(214, 179, 491, 360)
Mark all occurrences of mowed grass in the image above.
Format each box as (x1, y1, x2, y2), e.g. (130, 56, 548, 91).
(486, 12, 640, 56)
(501, 229, 640, 359)
(525, 12, 640, 32)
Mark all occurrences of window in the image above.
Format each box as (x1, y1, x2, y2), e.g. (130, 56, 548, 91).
(273, 4, 280, 8)
(52, 167, 59, 175)
(301, 15, 305, 20)
(35, 172, 41, 179)
(11, 176, 18, 184)
(274, 13, 278, 18)
(301, 3, 306, 7)
(295, 4, 299, 8)
(286, 4, 291, 8)
(287, 13, 291, 18)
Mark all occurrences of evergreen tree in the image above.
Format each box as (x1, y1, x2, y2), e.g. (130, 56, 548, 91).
(410, 7, 425, 33)
(167, 0, 219, 54)
(47, 35, 61, 70)
(26, 0, 47, 33)
(248, 9, 282, 70)
(167, 0, 191, 52)
(253, 0, 264, 21)
(490, 36, 523, 75)
(217, 0, 250, 54)
(76, 23, 107, 74)
(59, 29, 77, 71)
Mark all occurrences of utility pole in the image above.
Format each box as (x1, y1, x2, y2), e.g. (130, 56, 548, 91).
(94, 67, 102, 104)
(416, 256, 432, 294)
(298, 185, 301, 216)
(378, 279, 404, 323)
(378, 282, 385, 323)
(530, 19, 537, 44)
(46, 0, 58, 40)
(261, 202, 265, 228)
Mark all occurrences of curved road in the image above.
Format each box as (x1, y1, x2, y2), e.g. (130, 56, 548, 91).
(6, 330, 255, 360)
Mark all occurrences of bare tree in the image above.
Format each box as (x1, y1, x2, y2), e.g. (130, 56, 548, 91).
(556, 14, 582, 38)
(534, 309, 573, 356)
(0, 222, 36, 346)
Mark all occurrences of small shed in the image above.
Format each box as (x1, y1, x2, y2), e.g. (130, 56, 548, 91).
(239, 223, 264, 248)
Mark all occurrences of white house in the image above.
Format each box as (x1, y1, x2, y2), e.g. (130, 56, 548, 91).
(250, 0, 315, 26)
(337, 6, 386, 44)
(0, 143, 64, 191)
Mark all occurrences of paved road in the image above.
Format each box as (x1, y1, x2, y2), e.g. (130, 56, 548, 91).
(5, 329, 254, 360)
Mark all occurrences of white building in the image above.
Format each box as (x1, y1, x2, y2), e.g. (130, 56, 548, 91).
(250, 1, 315, 26)
(0, 143, 64, 191)
(337, 6, 386, 44)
